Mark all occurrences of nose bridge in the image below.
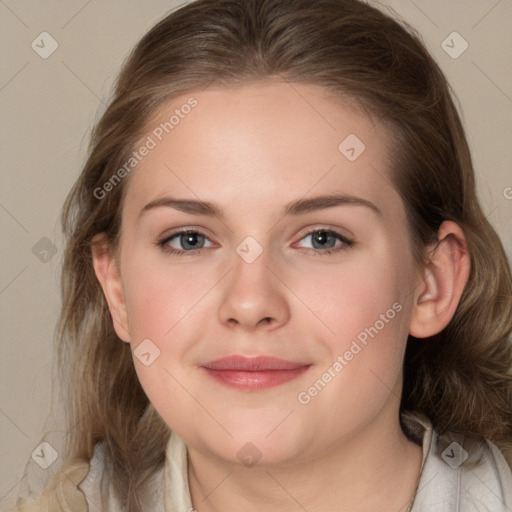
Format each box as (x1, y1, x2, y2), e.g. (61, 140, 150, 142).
(217, 237, 290, 329)
(232, 242, 272, 293)
(230, 238, 277, 304)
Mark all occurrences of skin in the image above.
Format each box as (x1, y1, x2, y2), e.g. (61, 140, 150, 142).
(92, 80, 470, 511)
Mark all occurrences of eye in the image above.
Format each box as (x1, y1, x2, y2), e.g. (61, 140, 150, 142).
(156, 227, 353, 257)
(158, 229, 214, 255)
(295, 229, 353, 254)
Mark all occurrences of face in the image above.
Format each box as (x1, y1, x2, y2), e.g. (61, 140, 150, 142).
(109, 80, 423, 466)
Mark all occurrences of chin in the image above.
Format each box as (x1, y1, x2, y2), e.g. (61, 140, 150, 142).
(198, 424, 308, 468)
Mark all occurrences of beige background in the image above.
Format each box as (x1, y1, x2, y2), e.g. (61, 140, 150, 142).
(1, 0, 511, 505)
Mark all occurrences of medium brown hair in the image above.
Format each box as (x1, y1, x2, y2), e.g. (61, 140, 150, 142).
(55, 0, 512, 509)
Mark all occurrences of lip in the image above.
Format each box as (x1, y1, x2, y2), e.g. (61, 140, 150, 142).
(200, 355, 312, 391)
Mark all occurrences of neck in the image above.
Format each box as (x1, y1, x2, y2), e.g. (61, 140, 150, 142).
(187, 405, 423, 512)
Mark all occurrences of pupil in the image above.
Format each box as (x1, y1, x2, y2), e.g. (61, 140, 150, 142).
(313, 231, 334, 249)
(182, 233, 203, 250)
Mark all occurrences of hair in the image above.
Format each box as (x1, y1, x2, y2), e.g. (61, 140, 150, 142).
(55, 0, 512, 509)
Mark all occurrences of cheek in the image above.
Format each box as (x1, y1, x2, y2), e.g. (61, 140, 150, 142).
(120, 259, 211, 427)
(122, 255, 210, 344)
(297, 250, 405, 341)
(296, 250, 409, 398)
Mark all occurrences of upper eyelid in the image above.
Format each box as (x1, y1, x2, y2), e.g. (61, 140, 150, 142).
(292, 230, 353, 250)
(160, 226, 213, 241)
(295, 225, 353, 241)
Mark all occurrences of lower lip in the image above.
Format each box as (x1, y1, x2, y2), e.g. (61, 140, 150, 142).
(201, 366, 311, 390)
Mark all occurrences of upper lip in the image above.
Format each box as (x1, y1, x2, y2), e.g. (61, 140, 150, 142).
(201, 355, 310, 371)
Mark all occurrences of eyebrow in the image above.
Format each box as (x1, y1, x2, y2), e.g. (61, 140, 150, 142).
(138, 193, 382, 220)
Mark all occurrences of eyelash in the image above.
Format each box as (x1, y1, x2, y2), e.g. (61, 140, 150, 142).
(156, 228, 354, 257)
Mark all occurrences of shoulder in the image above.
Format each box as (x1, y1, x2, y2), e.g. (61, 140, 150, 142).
(78, 441, 119, 511)
(1, 442, 119, 512)
(1, 459, 90, 512)
(404, 411, 512, 512)
(16, 440, 168, 512)
(79, 441, 166, 511)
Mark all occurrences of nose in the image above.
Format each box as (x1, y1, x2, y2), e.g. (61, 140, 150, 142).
(217, 249, 291, 331)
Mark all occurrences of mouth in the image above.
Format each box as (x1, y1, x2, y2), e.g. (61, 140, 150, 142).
(200, 355, 312, 391)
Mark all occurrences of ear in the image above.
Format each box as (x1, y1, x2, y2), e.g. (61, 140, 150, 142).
(91, 234, 131, 343)
(409, 220, 470, 338)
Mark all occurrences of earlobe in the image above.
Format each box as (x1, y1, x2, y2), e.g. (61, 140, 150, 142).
(91, 234, 131, 343)
(409, 221, 470, 338)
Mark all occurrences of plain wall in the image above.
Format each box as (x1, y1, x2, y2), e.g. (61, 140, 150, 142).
(1, 0, 511, 506)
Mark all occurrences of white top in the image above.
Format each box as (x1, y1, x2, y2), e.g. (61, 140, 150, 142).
(77, 412, 512, 511)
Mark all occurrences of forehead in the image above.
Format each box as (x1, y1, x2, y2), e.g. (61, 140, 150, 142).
(122, 80, 398, 221)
